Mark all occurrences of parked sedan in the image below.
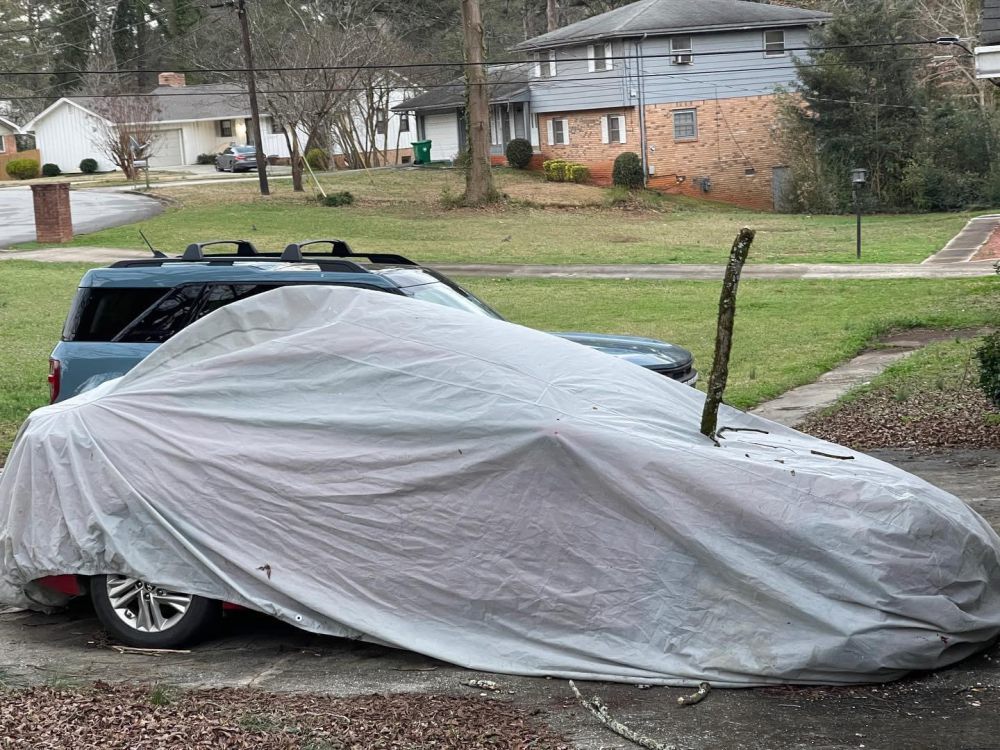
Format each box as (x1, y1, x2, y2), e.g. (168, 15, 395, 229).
(215, 146, 258, 172)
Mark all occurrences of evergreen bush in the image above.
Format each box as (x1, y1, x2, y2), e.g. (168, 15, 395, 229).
(79, 158, 99, 174)
(42, 163, 62, 177)
(612, 152, 643, 189)
(4, 158, 39, 180)
(505, 138, 532, 169)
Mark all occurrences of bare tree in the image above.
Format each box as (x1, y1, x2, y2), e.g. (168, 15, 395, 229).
(461, 0, 497, 205)
(249, 2, 379, 192)
(89, 93, 161, 179)
(546, 0, 558, 31)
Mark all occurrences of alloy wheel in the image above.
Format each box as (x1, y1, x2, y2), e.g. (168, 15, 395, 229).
(105, 575, 193, 633)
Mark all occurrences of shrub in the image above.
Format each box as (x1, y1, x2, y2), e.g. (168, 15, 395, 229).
(505, 138, 532, 169)
(305, 148, 329, 171)
(4, 158, 39, 180)
(976, 332, 1000, 409)
(196, 153, 217, 165)
(566, 164, 589, 183)
(318, 190, 354, 207)
(41, 163, 61, 177)
(542, 159, 567, 181)
(79, 158, 99, 174)
(612, 152, 644, 189)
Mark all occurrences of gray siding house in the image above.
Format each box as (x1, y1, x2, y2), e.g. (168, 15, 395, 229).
(397, 0, 829, 209)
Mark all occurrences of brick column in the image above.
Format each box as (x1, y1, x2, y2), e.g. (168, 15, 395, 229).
(30, 183, 73, 244)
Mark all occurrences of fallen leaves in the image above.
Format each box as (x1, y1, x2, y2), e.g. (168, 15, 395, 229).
(0, 682, 569, 749)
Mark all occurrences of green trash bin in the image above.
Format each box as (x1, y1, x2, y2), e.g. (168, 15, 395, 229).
(412, 140, 432, 165)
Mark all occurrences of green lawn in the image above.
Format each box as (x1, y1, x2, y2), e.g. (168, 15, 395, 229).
(12, 169, 977, 265)
(2, 259, 997, 460)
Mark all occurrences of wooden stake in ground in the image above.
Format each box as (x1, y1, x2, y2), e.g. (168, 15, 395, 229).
(700, 227, 756, 440)
(460, 0, 497, 205)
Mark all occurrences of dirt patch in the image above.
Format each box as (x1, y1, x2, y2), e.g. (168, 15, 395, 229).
(0, 682, 569, 749)
(972, 225, 1000, 261)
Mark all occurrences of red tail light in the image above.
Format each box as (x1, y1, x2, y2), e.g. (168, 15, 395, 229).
(235, 155, 247, 160)
(48, 358, 61, 403)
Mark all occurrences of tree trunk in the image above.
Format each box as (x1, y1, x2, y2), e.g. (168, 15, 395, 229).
(460, 0, 496, 206)
(546, 0, 557, 32)
(290, 127, 304, 192)
(700, 227, 756, 440)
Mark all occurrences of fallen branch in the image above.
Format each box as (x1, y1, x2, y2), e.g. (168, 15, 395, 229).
(810, 449, 855, 461)
(568, 680, 678, 750)
(700, 227, 756, 440)
(677, 682, 711, 707)
(111, 645, 191, 655)
(462, 679, 500, 691)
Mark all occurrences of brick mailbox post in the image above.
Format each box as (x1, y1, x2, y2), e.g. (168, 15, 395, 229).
(30, 183, 74, 244)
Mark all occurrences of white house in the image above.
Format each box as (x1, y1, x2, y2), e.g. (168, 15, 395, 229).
(24, 72, 291, 173)
(25, 71, 418, 174)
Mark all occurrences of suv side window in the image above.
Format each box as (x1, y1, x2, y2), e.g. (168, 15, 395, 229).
(117, 285, 206, 343)
(195, 284, 275, 321)
(62, 288, 169, 342)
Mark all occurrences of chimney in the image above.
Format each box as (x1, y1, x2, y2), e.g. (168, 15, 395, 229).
(158, 72, 186, 88)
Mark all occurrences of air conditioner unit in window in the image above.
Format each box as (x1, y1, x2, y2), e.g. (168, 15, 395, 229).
(673, 53, 693, 65)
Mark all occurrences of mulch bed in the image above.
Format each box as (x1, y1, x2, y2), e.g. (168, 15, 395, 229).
(801, 381, 1000, 451)
(0, 683, 570, 750)
(972, 225, 1000, 261)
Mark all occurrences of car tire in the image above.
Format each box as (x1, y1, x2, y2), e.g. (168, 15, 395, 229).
(214, 162, 223, 172)
(89, 574, 220, 649)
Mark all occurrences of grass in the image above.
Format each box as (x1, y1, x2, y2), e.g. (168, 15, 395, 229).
(10, 168, 979, 265)
(2, 259, 997, 460)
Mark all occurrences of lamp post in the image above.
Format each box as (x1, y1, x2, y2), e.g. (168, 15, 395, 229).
(851, 168, 868, 260)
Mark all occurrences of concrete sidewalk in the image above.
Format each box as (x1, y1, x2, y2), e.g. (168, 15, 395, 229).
(923, 213, 1000, 264)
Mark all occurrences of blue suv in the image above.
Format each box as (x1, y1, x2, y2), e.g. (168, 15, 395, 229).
(49, 239, 697, 404)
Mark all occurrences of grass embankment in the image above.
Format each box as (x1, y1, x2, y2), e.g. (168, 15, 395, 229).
(12, 168, 974, 265)
(2, 260, 997, 459)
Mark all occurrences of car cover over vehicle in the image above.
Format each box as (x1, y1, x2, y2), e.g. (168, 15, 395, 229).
(2, 286, 999, 686)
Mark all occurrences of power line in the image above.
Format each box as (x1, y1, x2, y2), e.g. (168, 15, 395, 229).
(0, 39, 953, 77)
(0, 53, 946, 101)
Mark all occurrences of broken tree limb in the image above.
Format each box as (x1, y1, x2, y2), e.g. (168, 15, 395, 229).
(677, 682, 711, 706)
(700, 227, 756, 440)
(568, 680, 678, 750)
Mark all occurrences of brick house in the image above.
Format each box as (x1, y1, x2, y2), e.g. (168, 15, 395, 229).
(396, 0, 830, 210)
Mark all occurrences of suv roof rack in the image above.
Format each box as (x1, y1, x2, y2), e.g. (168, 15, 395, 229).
(282, 239, 417, 266)
(183, 240, 261, 259)
(109, 256, 370, 273)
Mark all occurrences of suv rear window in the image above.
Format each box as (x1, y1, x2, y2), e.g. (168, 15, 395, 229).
(62, 288, 167, 342)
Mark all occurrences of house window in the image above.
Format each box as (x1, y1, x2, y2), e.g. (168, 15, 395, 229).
(671, 36, 693, 65)
(269, 118, 284, 135)
(673, 109, 697, 141)
(534, 50, 557, 78)
(399, 114, 410, 133)
(602, 114, 626, 144)
(375, 118, 388, 135)
(0, 136, 6, 153)
(589, 43, 613, 72)
(217, 119, 233, 138)
(764, 29, 786, 57)
(548, 118, 569, 145)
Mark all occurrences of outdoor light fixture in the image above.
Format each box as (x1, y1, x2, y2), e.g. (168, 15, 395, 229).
(851, 168, 869, 260)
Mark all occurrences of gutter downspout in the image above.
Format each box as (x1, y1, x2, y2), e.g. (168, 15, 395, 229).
(635, 34, 649, 187)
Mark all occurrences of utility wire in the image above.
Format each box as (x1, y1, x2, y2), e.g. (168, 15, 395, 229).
(0, 38, 955, 77)
(0, 54, 945, 101)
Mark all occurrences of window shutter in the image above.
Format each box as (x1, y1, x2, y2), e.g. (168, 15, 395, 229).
(546, 119, 554, 146)
(562, 119, 569, 145)
(600, 116, 609, 144)
(587, 45, 596, 73)
(605, 43, 613, 70)
(534, 55, 541, 77)
(549, 51, 557, 76)
(617, 116, 626, 143)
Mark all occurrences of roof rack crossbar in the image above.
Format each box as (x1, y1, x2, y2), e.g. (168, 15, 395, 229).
(285, 239, 417, 267)
(108, 257, 370, 273)
(182, 240, 260, 261)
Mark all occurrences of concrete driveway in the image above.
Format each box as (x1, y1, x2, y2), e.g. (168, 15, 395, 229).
(0, 187, 162, 247)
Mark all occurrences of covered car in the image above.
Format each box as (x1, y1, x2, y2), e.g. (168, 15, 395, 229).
(2, 286, 1000, 686)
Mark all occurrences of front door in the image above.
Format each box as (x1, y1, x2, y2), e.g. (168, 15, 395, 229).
(772, 166, 792, 212)
(244, 119, 255, 145)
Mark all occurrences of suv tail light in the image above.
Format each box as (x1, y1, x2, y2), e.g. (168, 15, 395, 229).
(48, 358, 61, 403)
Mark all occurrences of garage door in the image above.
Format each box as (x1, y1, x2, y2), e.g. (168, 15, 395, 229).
(422, 114, 460, 161)
(150, 129, 184, 167)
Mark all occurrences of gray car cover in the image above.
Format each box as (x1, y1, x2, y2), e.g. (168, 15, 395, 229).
(2, 285, 999, 686)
